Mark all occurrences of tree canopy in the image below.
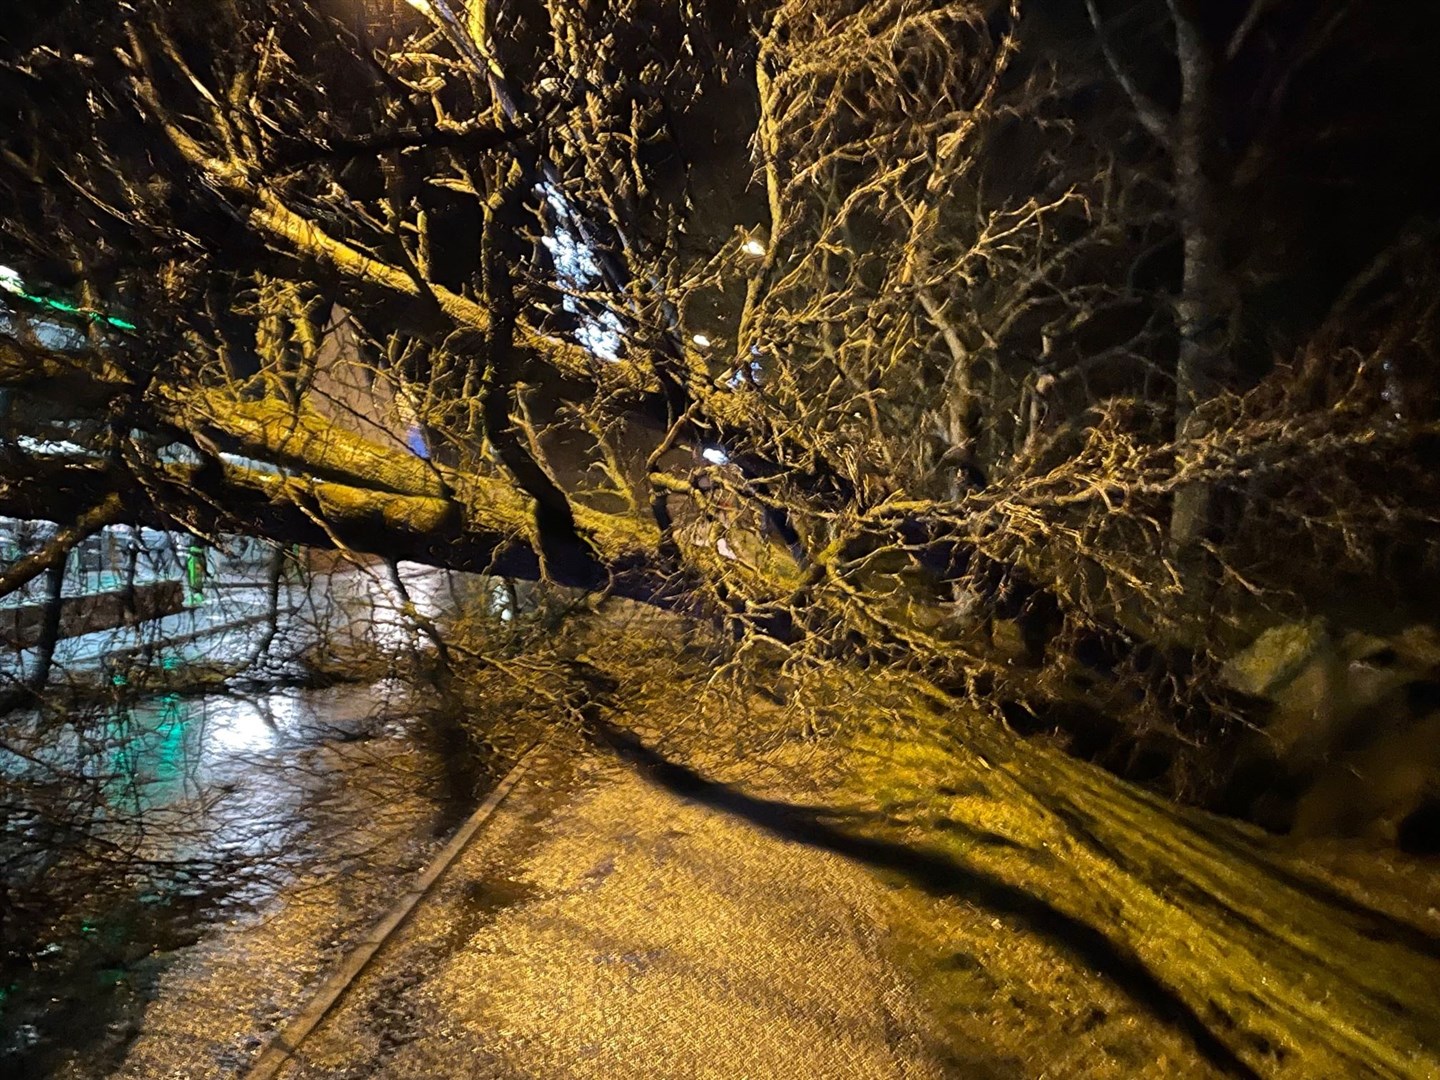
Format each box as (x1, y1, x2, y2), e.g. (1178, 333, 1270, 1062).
(8, 7, 1440, 1075)
(3, 0, 1439, 775)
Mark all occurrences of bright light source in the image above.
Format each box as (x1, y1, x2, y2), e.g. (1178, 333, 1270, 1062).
(691, 333, 711, 347)
(0, 265, 23, 294)
(405, 0, 434, 13)
(741, 239, 766, 257)
(701, 446, 729, 465)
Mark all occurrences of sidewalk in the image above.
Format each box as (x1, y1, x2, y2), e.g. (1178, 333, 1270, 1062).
(265, 746, 949, 1079)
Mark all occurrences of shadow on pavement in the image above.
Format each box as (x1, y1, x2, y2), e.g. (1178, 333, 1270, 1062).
(591, 719, 1261, 1080)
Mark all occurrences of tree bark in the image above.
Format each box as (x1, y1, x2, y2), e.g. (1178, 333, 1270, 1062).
(1168, 0, 1232, 554)
(947, 707, 1440, 1078)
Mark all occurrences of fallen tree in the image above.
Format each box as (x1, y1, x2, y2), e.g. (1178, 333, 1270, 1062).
(4, 1, 1440, 1073)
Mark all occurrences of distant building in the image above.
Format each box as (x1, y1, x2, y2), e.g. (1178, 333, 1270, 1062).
(306, 304, 429, 458)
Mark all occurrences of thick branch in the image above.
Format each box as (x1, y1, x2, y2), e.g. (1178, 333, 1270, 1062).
(184, 392, 449, 500)
(0, 493, 123, 599)
(1086, 0, 1174, 147)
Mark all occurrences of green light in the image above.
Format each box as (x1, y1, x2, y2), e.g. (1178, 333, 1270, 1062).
(18, 289, 138, 331)
(0, 264, 137, 331)
(186, 544, 206, 602)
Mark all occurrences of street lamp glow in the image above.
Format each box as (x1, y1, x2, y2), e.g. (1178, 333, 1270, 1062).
(692, 333, 712, 347)
(741, 239, 766, 257)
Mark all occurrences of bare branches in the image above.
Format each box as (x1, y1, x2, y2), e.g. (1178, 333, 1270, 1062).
(1085, 0, 1172, 146)
(1, 0, 1437, 804)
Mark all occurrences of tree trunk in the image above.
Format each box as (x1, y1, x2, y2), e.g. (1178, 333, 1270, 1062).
(1169, 0, 1232, 555)
(27, 559, 66, 692)
(947, 708, 1440, 1078)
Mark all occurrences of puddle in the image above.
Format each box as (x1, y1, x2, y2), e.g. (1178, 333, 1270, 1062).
(0, 677, 488, 1079)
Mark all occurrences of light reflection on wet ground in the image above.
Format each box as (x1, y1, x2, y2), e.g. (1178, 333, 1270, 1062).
(0, 564, 480, 1079)
(103, 682, 416, 887)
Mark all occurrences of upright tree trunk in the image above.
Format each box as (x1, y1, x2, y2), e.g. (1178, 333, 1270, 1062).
(1168, 0, 1231, 554)
(28, 558, 66, 693)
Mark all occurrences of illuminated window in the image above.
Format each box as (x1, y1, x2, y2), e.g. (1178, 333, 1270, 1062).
(538, 183, 624, 362)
